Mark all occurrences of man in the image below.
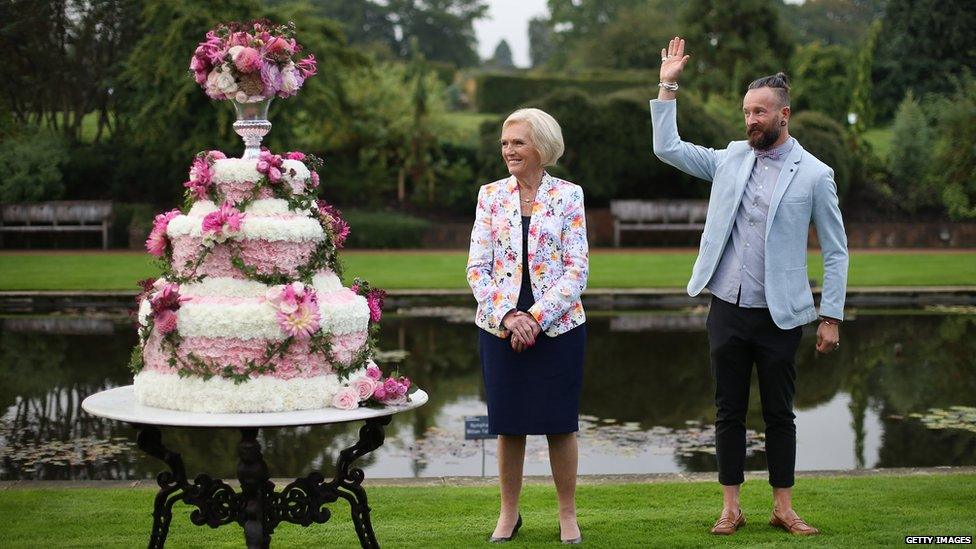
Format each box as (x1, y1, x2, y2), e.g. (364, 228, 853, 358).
(650, 37, 848, 536)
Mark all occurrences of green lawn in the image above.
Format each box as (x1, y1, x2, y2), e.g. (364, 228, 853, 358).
(0, 250, 973, 291)
(0, 474, 973, 547)
(863, 126, 893, 161)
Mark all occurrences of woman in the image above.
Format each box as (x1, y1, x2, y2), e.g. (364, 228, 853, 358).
(466, 108, 588, 544)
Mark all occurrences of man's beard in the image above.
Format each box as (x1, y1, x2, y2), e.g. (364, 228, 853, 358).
(747, 120, 782, 150)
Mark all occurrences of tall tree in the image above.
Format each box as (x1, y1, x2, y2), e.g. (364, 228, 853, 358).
(779, 0, 885, 46)
(848, 20, 881, 136)
(528, 16, 554, 68)
(543, 0, 643, 69)
(790, 42, 852, 123)
(872, 0, 976, 121)
(387, 0, 488, 67)
(304, 0, 399, 56)
(678, 0, 794, 99)
(488, 39, 515, 69)
(0, 0, 140, 142)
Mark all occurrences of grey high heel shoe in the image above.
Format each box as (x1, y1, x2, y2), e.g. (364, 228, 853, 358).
(559, 522, 582, 544)
(488, 514, 522, 543)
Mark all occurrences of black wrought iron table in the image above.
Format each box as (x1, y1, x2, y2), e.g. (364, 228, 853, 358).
(82, 385, 428, 548)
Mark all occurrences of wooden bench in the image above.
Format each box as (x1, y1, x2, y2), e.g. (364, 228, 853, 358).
(1, 201, 113, 249)
(611, 199, 708, 246)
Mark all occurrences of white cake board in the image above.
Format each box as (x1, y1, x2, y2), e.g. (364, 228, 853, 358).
(82, 385, 428, 428)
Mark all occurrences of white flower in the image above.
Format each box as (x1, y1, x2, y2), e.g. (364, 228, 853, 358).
(137, 299, 152, 327)
(228, 45, 245, 60)
(280, 65, 301, 94)
(215, 65, 238, 94)
(235, 90, 249, 103)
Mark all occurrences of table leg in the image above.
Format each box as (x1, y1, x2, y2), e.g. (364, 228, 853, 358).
(335, 416, 391, 548)
(133, 424, 189, 549)
(237, 427, 273, 549)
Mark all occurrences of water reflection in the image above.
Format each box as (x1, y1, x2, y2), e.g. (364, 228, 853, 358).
(1, 309, 974, 480)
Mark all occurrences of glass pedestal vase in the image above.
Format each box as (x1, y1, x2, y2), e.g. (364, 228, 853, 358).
(232, 97, 273, 159)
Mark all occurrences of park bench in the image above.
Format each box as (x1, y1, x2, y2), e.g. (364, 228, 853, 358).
(611, 199, 708, 246)
(0, 200, 113, 249)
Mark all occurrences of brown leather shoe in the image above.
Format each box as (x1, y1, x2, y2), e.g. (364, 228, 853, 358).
(710, 509, 746, 535)
(769, 510, 819, 535)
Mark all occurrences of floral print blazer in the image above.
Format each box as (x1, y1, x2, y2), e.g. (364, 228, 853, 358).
(466, 172, 588, 338)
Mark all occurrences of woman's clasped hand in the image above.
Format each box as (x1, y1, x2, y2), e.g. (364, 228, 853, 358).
(502, 310, 542, 352)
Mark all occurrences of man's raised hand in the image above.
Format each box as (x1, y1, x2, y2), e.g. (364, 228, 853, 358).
(660, 36, 690, 83)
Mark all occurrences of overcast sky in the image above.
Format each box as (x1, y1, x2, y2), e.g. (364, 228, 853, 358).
(473, 0, 549, 68)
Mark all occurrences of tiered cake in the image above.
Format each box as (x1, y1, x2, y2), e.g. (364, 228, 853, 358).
(130, 150, 402, 413)
(129, 20, 410, 414)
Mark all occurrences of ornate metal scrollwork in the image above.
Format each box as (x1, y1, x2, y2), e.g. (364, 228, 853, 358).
(134, 416, 391, 549)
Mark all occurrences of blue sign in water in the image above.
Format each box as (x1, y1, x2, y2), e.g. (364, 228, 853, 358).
(464, 415, 496, 440)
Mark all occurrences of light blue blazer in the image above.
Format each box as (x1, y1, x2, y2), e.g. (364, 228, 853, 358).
(650, 99, 849, 330)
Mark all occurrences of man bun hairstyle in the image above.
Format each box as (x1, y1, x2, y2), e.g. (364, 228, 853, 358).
(748, 72, 791, 107)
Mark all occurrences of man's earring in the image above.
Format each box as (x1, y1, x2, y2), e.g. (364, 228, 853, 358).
(780, 120, 786, 126)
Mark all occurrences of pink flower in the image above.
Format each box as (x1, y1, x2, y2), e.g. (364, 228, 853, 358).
(228, 31, 251, 47)
(310, 171, 320, 188)
(266, 36, 296, 55)
(154, 309, 178, 334)
(145, 209, 180, 257)
(276, 301, 320, 339)
(233, 47, 262, 73)
(365, 363, 382, 380)
(372, 386, 387, 400)
(350, 377, 377, 400)
(260, 62, 281, 96)
(297, 55, 317, 78)
(268, 166, 281, 183)
(207, 150, 226, 161)
(285, 151, 306, 161)
(332, 387, 359, 410)
(367, 296, 382, 323)
(256, 150, 284, 183)
(202, 202, 245, 241)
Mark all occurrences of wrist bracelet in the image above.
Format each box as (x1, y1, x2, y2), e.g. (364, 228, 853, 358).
(820, 317, 840, 326)
(659, 81, 679, 92)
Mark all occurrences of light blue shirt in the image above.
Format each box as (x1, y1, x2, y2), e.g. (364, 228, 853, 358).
(708, 137, 796, 307)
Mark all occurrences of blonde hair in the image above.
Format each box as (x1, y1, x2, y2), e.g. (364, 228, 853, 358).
(502, 108, 565, 167)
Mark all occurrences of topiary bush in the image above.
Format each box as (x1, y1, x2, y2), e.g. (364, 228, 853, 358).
(342, 209, 431, 249)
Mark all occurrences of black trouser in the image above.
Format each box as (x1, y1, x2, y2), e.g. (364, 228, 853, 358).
(706, 295, 803, 488)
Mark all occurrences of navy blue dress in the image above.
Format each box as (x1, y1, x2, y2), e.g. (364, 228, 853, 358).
(479, 216, 586, 435)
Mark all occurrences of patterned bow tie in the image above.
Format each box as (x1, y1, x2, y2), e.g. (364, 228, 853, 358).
(754, 149, 781, 160)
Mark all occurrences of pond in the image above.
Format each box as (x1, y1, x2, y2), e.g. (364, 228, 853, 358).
(2, 307, 975, 481)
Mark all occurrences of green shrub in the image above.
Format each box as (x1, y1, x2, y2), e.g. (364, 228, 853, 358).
(343, 210, 431, 249)
(790, 111, 854, 199)
(474, 72, 645, 113)
(0, 129, 69, 202)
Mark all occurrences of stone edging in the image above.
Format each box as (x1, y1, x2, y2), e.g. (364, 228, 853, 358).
(3, 466, 974, 491)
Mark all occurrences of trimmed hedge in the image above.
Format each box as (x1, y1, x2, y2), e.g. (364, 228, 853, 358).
(474, 72, 646, 113)
(343, 209, 431, 249)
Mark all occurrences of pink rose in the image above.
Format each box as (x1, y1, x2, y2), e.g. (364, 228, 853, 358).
(265, 36, 296, 56)
(268, 166, 281, 182)
(310, 171, 320, 188)
(332, 387, 359, 410)
(154, 309, 178, 335)
(372, 386, 387, 400)
(256, 160, 270, 172)
(285, 151, 306, 161)
(350, 377, 377, 400)
(365, 364, 382, 380)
